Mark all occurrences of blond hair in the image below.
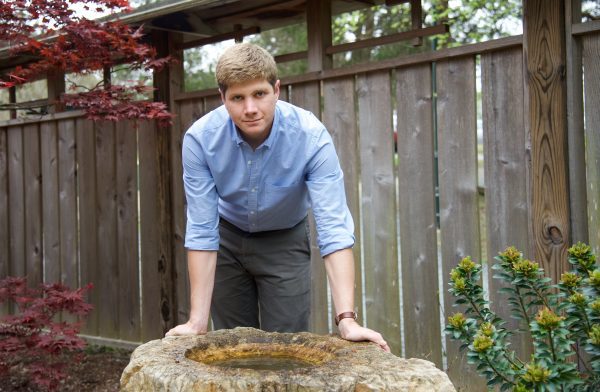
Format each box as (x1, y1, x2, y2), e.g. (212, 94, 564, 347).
(215, 43, 278, 93)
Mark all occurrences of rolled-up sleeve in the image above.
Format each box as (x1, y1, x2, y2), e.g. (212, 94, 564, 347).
(306, 130, 355, 257)
(182, 133, 220, 250)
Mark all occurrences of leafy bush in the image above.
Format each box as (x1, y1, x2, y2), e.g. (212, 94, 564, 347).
(0, 276, 93, 391)
(446, 242, 600, 391)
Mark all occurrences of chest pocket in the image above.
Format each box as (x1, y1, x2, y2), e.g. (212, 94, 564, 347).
(264, 181, 304, 206)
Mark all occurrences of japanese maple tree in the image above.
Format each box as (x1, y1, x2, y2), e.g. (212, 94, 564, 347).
(0, 276, 93, 391)
(0, 0, 173, 125)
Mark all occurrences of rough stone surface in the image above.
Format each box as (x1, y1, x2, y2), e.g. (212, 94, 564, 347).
(120, 327, 456, 391)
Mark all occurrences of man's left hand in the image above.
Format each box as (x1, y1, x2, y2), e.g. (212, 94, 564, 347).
(337, 318, 391, 353)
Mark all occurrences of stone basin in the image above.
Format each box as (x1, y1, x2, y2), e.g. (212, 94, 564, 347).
(120, 327, 456, 391)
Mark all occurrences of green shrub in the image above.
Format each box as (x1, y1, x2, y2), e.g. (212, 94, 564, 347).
(446, 242, 600, 391)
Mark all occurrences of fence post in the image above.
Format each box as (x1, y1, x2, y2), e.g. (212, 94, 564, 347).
(523, 0, 571, 281)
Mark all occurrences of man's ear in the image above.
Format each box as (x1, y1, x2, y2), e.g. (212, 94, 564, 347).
(219, 88, 225, 103)
(273, 80, 281, 99)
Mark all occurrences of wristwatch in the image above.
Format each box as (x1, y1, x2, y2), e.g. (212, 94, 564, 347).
(335, 311, 357, 326)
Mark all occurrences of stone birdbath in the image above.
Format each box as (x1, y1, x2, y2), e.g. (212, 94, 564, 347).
(120, 327, 455, 391)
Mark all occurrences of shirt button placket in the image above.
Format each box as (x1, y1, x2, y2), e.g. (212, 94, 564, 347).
(248, 150, 259, 231)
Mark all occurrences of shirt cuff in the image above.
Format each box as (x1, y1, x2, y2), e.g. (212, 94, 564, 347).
(184, 230, 219, 251)
(320, 237, 355, 258)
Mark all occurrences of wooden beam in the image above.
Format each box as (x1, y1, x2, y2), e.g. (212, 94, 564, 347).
(572, 19, 600, 35)
(141, 24, 211, 38)
(274, 50, 308, 63)
(103, 66, 111, 88)
(9, 86, 16, 119)
(206, 0, 305, 24)
(325, 24, 448, 54)
(523, 0, 570, 280)
(233, 24, 243, 43)
(385, 0, 411, 5)
(46, 68, 65, 113)
(179, 26, 260, 50)
(410, 0, 423, 46)
(307, 0, 332, 72)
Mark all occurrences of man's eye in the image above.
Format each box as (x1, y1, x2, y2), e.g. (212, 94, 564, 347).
(255, 91, 265, 97)
(232, 96, 243, 101)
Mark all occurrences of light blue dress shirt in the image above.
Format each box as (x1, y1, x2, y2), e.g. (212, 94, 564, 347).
(182, 100, 355, 257)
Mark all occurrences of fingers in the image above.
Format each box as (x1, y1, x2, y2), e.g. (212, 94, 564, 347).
(165, 325, 187, 337)
(341, 324, 391, 353)
(378, 340, 391, 353)
(367, 330, 390, 353)
(165, 322, 205, 337)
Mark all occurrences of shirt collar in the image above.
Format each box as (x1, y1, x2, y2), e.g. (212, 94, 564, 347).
(261, 103, 280, 149)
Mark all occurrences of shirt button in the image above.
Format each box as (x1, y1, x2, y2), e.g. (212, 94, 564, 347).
(247, 160, 252, 165)
(250, 211, 255, 215)
(252, 188, 257, 192)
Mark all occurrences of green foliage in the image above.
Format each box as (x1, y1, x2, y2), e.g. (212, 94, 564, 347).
(426, 0, 522, 48)
(446, 243, 600, 391)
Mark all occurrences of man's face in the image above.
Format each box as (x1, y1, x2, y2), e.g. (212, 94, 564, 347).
(221, 78, 280, 148)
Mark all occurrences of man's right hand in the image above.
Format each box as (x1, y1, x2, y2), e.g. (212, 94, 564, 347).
(165, 321, 207, 337)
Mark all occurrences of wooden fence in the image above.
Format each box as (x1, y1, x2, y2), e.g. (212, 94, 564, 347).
(1, 31, 599, 390)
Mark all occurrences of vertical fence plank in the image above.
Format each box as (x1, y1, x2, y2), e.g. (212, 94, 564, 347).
(357, 70, 401, 354)
(396, 64, 442, 367)
(437, 57, 485, 391)
(58, 119, 78, 289)
(40, 122, 60, 283)
(290, 81, 331, 333)
(0, 127, 7, 315)
(8, 126, 25, 279)
(204, 95, 222, 113)
(23, 124, 42, 287)
(139, 120, 160, 340)
(566, 0, 588, 245)
(0, 127, 8, 284)
(322, 77, 363, 332)
(95, 121, 119, 338)
(173, 103, 190, 325)
(173, 98, 204, 324)
(116, 120, 141, 342)
(289, 82, 320, 115)
(179, 99, 204, 131)
(482, 47, 533, 359)
(279, 84, 290, 102)
(139, 121, 174, 340)
(77, 118, 98, 335)
(583, 34, 600, 255)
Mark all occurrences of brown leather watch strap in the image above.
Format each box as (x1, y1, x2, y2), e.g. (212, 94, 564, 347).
(335, 311, 357, 326)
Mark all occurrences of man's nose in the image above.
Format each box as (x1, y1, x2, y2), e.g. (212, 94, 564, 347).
(244, 98, 258, 113)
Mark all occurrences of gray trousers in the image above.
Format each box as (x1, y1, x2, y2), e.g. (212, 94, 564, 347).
(211, 217, 311, 332)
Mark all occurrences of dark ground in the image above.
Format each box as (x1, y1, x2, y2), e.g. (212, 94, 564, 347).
(0, 346, 132, 392)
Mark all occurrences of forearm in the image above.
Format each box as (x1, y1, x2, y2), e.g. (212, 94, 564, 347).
(324, 247, 390, 352)
(187, 249, 217, 332)
(323, 248, 355, 316)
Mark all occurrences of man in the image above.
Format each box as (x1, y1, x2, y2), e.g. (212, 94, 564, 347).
(166, 43, 389, 352)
